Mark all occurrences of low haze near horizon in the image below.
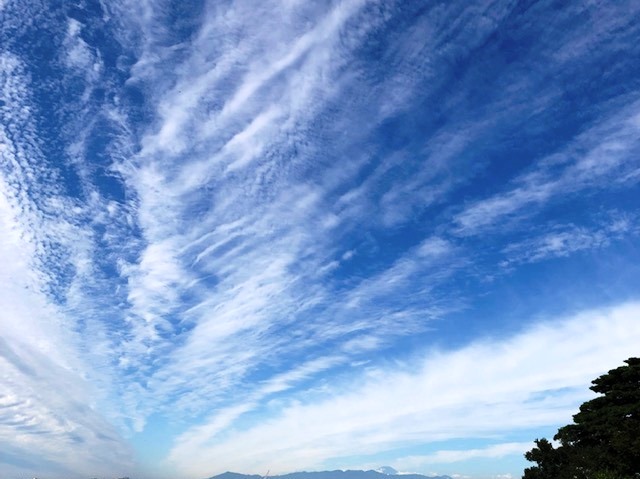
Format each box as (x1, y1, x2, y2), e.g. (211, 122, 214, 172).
(1, 1, 640, 478)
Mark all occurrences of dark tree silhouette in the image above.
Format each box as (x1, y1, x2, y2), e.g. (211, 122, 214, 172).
(523, 358, 640, 479)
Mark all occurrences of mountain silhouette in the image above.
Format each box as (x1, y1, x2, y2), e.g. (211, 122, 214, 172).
(208, 469, 451, 479)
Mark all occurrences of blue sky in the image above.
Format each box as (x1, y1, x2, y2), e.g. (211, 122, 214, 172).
(1, 0, 640, 478)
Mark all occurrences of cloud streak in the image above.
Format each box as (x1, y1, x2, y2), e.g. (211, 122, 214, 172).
(453, 98, 640, 235)
(166, 302, 640, 476)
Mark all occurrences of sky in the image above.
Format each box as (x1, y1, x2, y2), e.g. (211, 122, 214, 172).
(1, 0, 640, 478)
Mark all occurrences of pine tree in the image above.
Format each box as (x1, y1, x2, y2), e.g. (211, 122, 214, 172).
(523, 358, 640, 479)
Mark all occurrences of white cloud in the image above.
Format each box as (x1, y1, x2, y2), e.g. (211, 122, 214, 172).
(3, 1, 640, 477)
(453, 99, 640, 234)
(0, 50, 136, 477)
(397, 443, 532, 468)
(96, 0, 640, 444)
(166, 301, 640, 477)
(0, 165, 135, 478)
(499, 212, 639, 266)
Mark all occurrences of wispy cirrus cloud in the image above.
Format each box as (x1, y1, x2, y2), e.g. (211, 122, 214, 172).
(500, 213, 639, 266)
(111, 0, 532, 397)
(2, 0, 640, 477)
(453, 98, 640, 235)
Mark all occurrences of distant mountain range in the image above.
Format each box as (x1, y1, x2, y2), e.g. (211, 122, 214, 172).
(208, 468, 451, 479)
